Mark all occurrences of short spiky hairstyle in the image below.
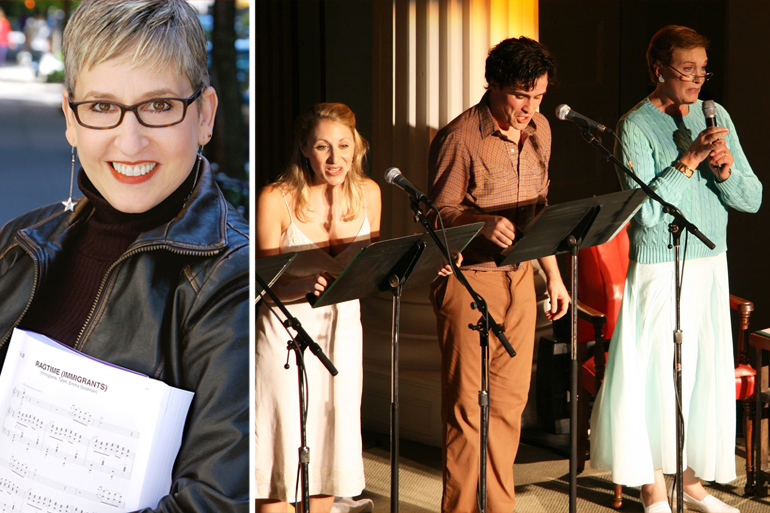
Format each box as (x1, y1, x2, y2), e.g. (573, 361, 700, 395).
(646, 25, 710, 83)
(485, 36, 556, 90)
(63, 0, 209, 96)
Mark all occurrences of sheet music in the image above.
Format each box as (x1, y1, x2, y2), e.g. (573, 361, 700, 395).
(0, 329, 194, 513)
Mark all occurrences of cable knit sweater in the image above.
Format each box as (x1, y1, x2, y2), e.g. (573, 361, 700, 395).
(614, 97, 762, 264)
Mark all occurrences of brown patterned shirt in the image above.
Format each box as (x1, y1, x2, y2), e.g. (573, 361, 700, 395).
(428, 93, 552, 270)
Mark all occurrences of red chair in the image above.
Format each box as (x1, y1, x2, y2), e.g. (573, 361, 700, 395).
(573, 225, 757, 507)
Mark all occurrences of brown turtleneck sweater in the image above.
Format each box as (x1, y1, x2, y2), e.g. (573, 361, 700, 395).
(19, 167, 197, 347)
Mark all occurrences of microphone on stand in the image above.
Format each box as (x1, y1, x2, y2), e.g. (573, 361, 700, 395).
(555, 104, 614, 134)
(384, 167, 433, 208)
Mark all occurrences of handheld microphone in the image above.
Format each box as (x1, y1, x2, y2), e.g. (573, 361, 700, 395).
(384, 167, 432, 206)
(702, 100, 727, 170)
(555, 104, 614, 134)
(703, 100, 718, 128)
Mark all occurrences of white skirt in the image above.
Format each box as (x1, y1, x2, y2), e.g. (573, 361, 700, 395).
(590, 252, 737, 486)
(254, 299, 366, 502)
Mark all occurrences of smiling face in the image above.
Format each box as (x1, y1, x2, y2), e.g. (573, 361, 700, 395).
(62, 57, 217, 213)
(487, 74, 548, 132)
(656, 46, 708, 106)
(301, 119, 356, 187)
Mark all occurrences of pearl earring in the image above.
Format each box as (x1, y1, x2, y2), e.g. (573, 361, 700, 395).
(658, 75, 665, 83)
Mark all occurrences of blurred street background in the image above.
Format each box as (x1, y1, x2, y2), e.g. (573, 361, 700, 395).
(0, 62, 68, 225)
(0, 0, 250, 226)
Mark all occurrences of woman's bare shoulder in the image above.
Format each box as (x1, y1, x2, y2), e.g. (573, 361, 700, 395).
(256, 184, 292, 229)
(361, 178, 382, 233)
(257, 183, 284, 201)
(259, 183, 296, 210)
(362, 177, 381, 198)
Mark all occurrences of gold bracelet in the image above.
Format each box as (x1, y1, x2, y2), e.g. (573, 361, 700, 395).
(673, 160, 694, 178)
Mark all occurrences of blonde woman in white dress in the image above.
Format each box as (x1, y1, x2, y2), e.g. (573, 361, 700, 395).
(255, 103, 381, 513)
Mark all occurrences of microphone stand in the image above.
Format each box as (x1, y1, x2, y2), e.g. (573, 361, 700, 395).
(255, 271, 338, 513)
(408, 197, 515, 513)
(576, 128, 714, 513)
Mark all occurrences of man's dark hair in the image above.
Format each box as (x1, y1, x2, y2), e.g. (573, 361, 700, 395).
(485, 36, 556, 90)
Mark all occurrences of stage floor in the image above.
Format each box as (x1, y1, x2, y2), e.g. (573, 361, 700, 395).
(357, 431, 770, 512)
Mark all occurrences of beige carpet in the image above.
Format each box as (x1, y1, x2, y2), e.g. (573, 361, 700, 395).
(356, 434, 770, 512)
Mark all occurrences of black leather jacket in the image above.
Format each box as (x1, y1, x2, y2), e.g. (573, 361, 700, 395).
(0, 163, 249, 512)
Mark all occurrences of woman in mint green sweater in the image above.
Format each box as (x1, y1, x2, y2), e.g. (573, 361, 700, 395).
(590, 26, 762, 513)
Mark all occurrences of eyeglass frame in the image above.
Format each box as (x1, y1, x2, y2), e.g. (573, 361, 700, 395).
(67, 85, 205, 130)
(665, 63, 714, 82)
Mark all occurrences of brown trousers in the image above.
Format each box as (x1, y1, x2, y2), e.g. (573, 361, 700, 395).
(430, 264, 536, 513)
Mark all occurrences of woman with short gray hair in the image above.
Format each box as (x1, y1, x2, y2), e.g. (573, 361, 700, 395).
(0, 1, 249, 511)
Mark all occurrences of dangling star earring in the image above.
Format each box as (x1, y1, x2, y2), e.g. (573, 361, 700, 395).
(62, 146, 78, 212)
(195, 144, 203, 177)
(187, 145, 204, 201)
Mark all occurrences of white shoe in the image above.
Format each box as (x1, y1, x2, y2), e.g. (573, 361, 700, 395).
(683, 492, 739, 513)
(331, 497, 374, 513)
(642, 495, 672, 513)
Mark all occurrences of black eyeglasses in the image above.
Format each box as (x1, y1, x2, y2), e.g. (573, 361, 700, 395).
(666, 64, 714, 83)
(68, 86, 204, 129)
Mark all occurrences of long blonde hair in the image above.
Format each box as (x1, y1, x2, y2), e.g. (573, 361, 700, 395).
(277, 103, 369, 222)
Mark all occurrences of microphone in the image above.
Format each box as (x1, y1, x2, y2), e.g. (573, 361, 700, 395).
(555, 104, 614, 134)
(702, 100, 726, 170)
(384, 167, 432, 206)
(703, 100, 717, 128)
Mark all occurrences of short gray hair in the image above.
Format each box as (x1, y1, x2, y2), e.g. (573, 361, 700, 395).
(63, 0, 209, 96)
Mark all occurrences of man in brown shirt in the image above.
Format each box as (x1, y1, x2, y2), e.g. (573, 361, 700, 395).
(428, 36, 570, 512)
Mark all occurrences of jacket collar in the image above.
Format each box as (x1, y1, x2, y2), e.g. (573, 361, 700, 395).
(134, 158, 228, 253)
(20, 158, 228, 256)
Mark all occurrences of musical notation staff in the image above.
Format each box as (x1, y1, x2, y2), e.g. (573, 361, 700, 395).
(2, 426, 135, 480)
(12, 388, 139, 439)
(0, 385, 137, 512)
(0, 461, 125, 510)
(7, 408, 134, 462)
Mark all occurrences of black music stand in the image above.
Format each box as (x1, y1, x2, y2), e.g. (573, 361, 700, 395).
(497, 188, 646, 513)
(308, 224, 482, 512)
(254, 252, 297, 296)
(256, 252, 334, 375)
(255, 251, 337, 513)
